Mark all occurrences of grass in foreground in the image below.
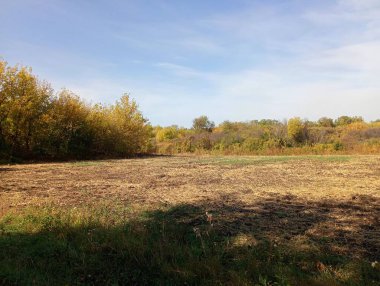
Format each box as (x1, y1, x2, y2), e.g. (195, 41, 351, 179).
(1, 204, 378, 286)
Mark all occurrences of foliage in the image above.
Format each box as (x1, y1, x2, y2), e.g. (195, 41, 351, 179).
(287, 117, 307, 144)
(0, 61, 53, 158)
(318, 117, 335, 127)
(2, 59, 379, 159)
(335, 116, 364, 126)
(0, 60, 150, 160)
(154, 116, 380, 155)
(192, 115, 215, 132)
(155, 126, 183, 142)
(39, 89, 91, 157)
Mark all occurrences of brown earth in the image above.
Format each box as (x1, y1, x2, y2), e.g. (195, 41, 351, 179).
(1, 155, 379, 260)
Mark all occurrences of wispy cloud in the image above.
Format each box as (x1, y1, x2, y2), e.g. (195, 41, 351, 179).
(1, 0, 379, 126)
(305, 41, 380, 75)
(154, 62, 214, 80)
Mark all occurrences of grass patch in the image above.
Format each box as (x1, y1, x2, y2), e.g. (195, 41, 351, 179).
(68, 161, 104, 167)
(0, 204, 377, 285)
(197, 155, 353, 166)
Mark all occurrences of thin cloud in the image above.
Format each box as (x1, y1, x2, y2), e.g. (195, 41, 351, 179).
(1, 0, 379, 126)
(154, 62, 214, 80)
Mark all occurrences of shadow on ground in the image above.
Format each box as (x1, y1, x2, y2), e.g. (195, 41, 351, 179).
(0, 194, 379, 285)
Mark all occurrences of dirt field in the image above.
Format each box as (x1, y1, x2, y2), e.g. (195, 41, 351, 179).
(1, 155, 379, 261)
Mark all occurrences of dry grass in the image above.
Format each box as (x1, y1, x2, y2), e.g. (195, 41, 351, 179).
(1, 155, 379, 284)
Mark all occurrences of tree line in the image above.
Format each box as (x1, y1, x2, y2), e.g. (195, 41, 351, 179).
(153, 115, 380, 155)
(0, 60, 151, 161)
(1, 59, 379, 161)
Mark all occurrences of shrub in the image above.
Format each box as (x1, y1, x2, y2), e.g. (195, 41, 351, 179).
(333, 141, 344, 151)
(287, 117, 307, 144)
(192, 116, 215, 132)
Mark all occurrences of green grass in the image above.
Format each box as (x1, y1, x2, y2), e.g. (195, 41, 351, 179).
(197, 155, 353, 166)
(0, 204, 378, 285)
(68, 161, 104, 167)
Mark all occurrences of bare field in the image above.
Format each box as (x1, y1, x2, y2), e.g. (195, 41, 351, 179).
(2, 155, 380, 257)
(1, 155, 380, 285)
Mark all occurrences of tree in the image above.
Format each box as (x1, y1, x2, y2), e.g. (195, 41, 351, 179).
(40, 89, 90, 157)
(318, 117, 334, 127)
(220, 121, 238, 133)
(0, 59, 151, 160)
(192, 115, 215, 132)
(287, 117, 306, 143)
(0, 61, 52, 157)
(156, 126, 179, 142)
(108, 94, 150, 155)
(335, 116, 363, 126)
(0, 60, 7, 150)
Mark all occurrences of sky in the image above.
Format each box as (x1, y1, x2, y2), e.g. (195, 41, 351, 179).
(1, 0, 380, 126)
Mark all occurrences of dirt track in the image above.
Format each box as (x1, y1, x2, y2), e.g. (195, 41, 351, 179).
(1, 155, 380, 259)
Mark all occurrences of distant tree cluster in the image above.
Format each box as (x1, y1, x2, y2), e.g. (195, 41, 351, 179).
(2, 59, 379, 160)
(0, 60, 151, 161)
(152, 115, 380, 155)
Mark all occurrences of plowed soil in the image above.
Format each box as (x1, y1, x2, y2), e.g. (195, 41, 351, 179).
(1, 155, 379, 259)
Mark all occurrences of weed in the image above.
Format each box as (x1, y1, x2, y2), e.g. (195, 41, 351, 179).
(0, 205, 378, 285)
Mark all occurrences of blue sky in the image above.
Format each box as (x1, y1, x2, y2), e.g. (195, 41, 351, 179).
(1, 0, 379, 126)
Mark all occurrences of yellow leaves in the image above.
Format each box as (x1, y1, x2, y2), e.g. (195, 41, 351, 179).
(346, 121, 368, 131)
(156, 127, 180, 142)
(0, 60, 6, 77)
(0, 60, 151, 158)
(287, 117, 305, 143)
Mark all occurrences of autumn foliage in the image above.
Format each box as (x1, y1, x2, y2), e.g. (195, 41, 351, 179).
(0, 60, 151, 160)
(1, 59, 379, 161)
(152, 117, 380, 155)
